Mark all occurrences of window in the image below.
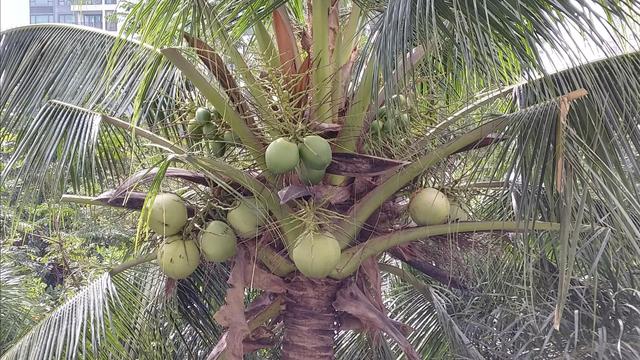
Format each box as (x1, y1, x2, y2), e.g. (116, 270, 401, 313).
(30, 0, 53, 6)
(105, 11, 117, 31)
(30, 15, 53, 24)
(58, 14, 75, 24)
(105, 0, 117, 4)
(82, 14, 102, 28)
(58, 0, 70, 5)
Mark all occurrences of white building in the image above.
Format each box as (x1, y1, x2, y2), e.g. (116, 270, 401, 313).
(29, 0, 119, 33)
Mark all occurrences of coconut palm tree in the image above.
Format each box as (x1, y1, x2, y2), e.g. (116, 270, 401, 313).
(2, 0, 640, 358)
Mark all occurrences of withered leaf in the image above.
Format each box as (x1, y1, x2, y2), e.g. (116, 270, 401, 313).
(326, 152, 408, 177)
(333, 279, 419, 360)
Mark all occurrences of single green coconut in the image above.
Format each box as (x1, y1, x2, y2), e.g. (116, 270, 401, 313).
(377, 105, 387, 119)
(298, 163, 325, 185)
(148, 193, 188, 237)
(390, 94, 408, 109)
(299, 135, 332, 170)
(291, 231, 341, 278)
(226, 198, 266, 238)
(158, 237, 200, 279)
(200, 220, 237, 262)
(187, 119, 202, 137)
(207, 139, 226, 157)
(370, 120, 384, 135)
(195, 107, 211, 123)
(202, 122, 217, 140)
(409, 188, 450, 226)
(223, 130, 240, 145)
(266, 138, 300, 174)
(399, 113, 410, 126)
(383, 116, 397, 133)
(448, 203, 469, 222)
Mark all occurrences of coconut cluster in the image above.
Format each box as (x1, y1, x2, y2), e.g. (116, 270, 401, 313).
(148, 193, 241, 280)
(187, 107, 240, 157)
(408, 187, 470, 225)
(371, 94, 413, 136)
(265, 135, 332, 185)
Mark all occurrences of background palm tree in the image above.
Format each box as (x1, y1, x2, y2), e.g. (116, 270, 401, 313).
(2, 0, 640, 359)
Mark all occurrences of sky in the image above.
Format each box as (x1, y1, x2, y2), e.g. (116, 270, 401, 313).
(0, 0, 29, 31)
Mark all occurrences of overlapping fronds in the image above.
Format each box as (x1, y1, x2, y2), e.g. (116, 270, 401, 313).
(364, 0, 640, 100)
(1, 101, 147, 201)
(0, 25, 185, 136)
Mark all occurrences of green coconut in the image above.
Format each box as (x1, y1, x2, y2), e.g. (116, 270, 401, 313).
(148, 193, 188, 237)
(158, 237, 200, 279)
(299, 135, 332, 170)
(370, 120, 384, 136)
(187, 119, 202, 137)
(266, 138, 300, 174)
(202, 122, 217, 140)
(298, 163, 325, 185)
(448, 203, 469, 222)
(399, 113, 410, 126)
(200, 220, 237, 262)
(195, 107, 211, 123)
(291, 231, 341, 278)
(226, 198, 266, 238)
(409, 188, 450, 226)
(377, 105, 387, 119)
(223, 130, 240, 145)
(383, 116, 397, 133)
(207, 139, 226, 157)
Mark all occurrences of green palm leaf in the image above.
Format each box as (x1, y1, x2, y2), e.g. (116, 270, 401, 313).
(0, 25, 185, 136)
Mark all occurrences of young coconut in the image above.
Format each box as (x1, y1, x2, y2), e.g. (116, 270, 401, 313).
(370, 119, 384, 136)
(158, 236, 200, 279)
(298, 162, 325, 185)
(195, 107, 211, 123)
(298, 135, 332, 170)
(409, 188, 450, 226)
(449, 203, 469, 222)
(187, 119, 202, 138)
(226, 198, 267, 238)
(202, 122, 217, 140)
(148, 193, 188, 237)
(200, 220, 237, 262)
(291, 231, 341, 278)
(223, 130, 240, 145)
(207, 139, 226, 157)
(266, 138, 299, 174)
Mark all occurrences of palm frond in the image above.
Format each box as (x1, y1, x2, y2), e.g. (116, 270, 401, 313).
(0, 263, 38, 354)
(363, 0, 640, 102)
(423, 51, 640, 357)
(1, 101, 152, 201)
(0, 24, 185, 135)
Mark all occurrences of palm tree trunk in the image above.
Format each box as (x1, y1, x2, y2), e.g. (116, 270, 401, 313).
(282, 276, 340, 359)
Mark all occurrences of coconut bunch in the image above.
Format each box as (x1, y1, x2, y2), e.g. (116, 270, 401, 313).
(186, 107, 240, 157)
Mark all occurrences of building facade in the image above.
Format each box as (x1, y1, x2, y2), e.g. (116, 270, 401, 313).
(29, 0, 119, 32)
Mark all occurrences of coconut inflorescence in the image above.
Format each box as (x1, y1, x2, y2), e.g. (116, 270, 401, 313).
(158, 236, 200, 279)
(409, 188, 450, 226)
(148, 193, 188, 237)
(200, 220, 238, 262)
(291, 231, 341, 278)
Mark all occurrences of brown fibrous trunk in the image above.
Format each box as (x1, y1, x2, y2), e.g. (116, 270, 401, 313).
(282, 276, 340, 360)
